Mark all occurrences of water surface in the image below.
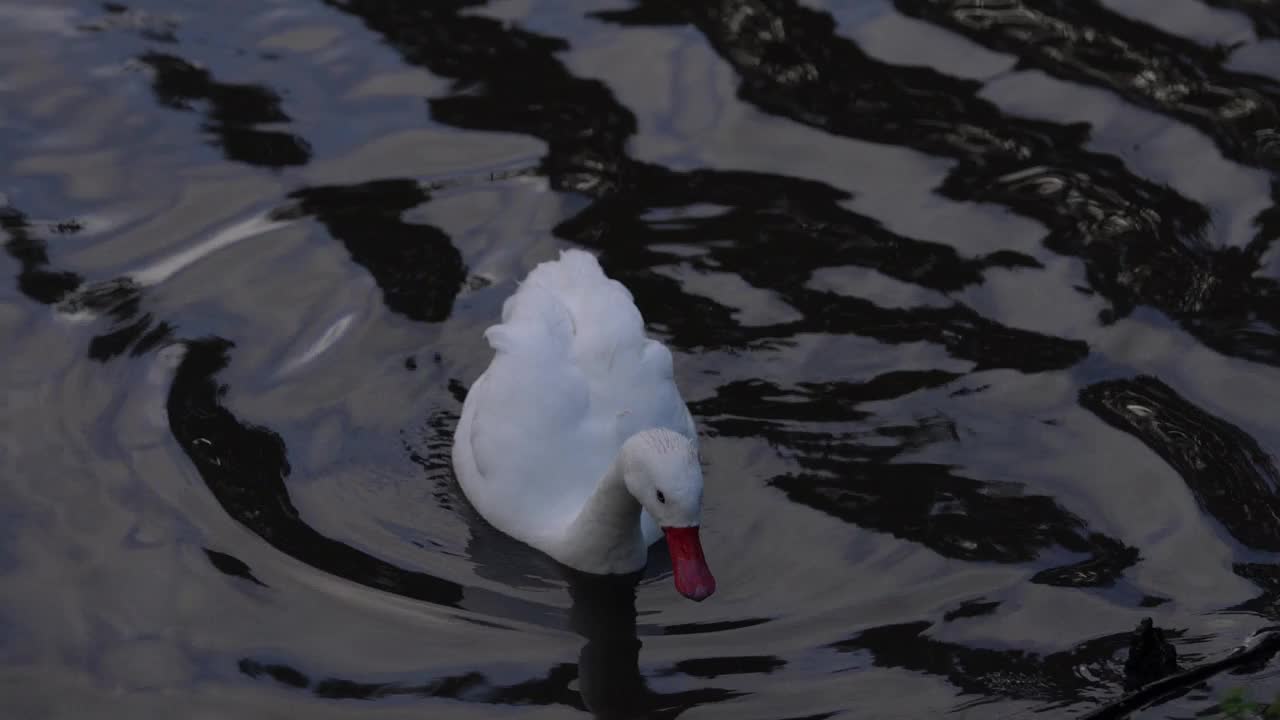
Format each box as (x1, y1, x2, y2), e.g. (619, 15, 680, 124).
(5, 0, 1280, 717)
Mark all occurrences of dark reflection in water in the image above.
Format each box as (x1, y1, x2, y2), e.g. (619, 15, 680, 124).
(166, 338, 467, 608)
(601, 0, 1205, 241)
(1, 208, 174, 360)
(697, 374, 1139, 586)
(1080, 375, 1280, 552)
(285, 181, 465, 322)
(1232, 563, 1280, 615)
(777, 464, 1139, 587)
(558, 163, 1088, 366)
(599, 0, 1280, 369)
(239, 569, 740, 719)
(327, 0, 1055, 358)
(64, 278, 174, 362)
(321, 0, 1091, 367)
(565, 572, 746, 719)
(834, 619, 1151, 706)
(887, 0, 1280, 365)
(324, 0, 635, 195)
(894, 0, 1280, 170)
(0, 206, 83, 305)
(138, 52, 312, 167)
(1081, 376, 1280, 620)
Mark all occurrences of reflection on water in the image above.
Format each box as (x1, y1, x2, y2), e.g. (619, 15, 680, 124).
(167, 338, 463, 608)
(237, 569, 741, 719)
(835, 618, 1140, 708)
(287, 181, 464, 322)
(896, 0, 1280, 170)
(1081, 375, 1280, 552)
(697, 374, 1141, 587)
(1, 206, 83, 305)
(6, 0, 1280, 717)
(139, 52, 313, 167)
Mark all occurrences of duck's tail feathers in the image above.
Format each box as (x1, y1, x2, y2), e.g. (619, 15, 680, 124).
(488, 249, 645, 363)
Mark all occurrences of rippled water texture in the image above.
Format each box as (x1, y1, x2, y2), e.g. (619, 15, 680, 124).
(6, 0, 1280, 717)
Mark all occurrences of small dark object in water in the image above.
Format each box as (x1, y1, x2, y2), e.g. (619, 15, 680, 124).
(1124, 617, 1178, 690)
(1082, 627, 1280, 719)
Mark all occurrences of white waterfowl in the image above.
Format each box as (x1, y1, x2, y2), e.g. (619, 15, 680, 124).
(452, 249, 715, 600)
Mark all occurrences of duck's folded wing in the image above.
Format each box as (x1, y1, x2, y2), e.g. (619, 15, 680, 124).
(465, 283, 613, 535)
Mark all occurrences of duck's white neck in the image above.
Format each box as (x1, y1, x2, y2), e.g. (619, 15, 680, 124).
(558, 457, 648, 575)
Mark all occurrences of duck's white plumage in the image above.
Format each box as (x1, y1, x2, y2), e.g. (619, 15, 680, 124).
(452, 249, 699, 576)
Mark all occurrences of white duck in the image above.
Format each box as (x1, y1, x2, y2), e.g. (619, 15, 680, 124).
(452, 249, 715, 601)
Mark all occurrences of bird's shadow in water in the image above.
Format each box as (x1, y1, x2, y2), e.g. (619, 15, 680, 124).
(460, 509, 698, 718)
(564, 567, 650, 719)
(562, 561, 743, 719)
(538, 558, 736, 719)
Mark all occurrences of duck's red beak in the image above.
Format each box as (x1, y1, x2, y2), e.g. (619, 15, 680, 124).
(662, 526, 715, 601)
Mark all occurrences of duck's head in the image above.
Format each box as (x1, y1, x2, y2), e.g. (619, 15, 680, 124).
(622, 428, 715, 602)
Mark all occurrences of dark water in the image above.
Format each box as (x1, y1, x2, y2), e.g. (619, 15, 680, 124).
(5, 0, 1280, 717)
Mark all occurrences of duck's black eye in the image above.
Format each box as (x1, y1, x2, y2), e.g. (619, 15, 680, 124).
(656, 490, 666, 504)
